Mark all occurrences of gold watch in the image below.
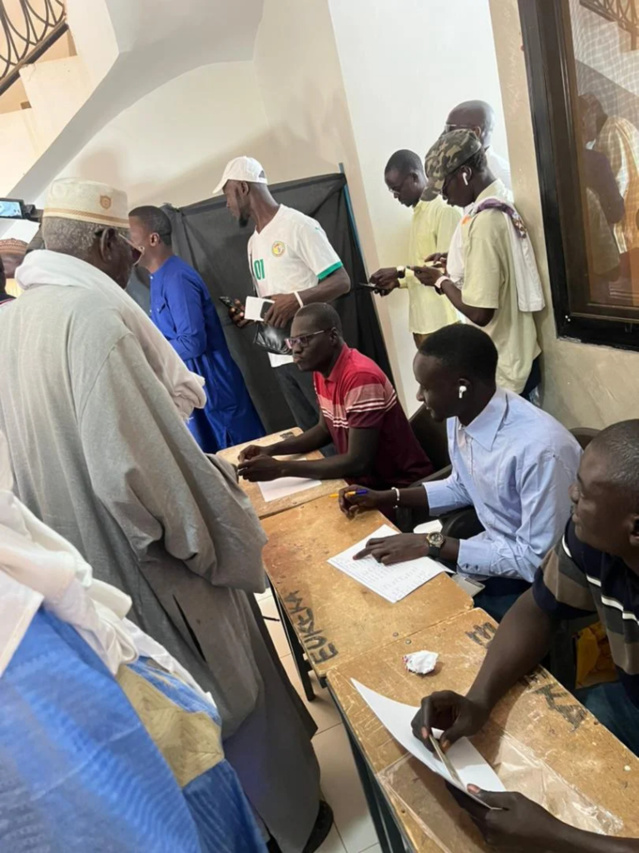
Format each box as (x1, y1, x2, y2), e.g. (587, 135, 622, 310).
(425, 531, 445, 559)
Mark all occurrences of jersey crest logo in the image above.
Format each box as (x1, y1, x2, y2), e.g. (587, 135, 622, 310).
(272, 241, 286, 257)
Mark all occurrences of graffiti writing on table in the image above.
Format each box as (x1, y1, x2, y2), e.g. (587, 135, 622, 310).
(465, 622, 586, 730)
(284, 591, 339, 665)
(523, 669, 587, 732)
(466, 622, 497, 648)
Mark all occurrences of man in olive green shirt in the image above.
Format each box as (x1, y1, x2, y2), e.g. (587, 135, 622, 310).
(370, 149, 460, 348)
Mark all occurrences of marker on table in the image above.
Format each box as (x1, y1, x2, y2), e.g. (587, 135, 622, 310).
(330, 488, 369, 499)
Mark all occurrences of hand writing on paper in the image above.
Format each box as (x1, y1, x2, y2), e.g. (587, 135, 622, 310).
(263, 293, 299, 328)
(411, 690, 490, 752)
(354, 532, 428, 564)
(450, 787, 570, 852)
(238, 455, 284, 482)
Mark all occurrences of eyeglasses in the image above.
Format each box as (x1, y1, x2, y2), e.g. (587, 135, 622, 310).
(285, 328, 330, 349)
(95, 228, 143, 265)
(120, 233, 144, 265)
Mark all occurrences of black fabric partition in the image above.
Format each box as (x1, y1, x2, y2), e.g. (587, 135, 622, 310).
(127, 265, 151, 314)
(157, 173, 393, 434)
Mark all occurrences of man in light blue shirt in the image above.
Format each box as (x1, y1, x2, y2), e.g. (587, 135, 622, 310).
(340, 324, 582, 620)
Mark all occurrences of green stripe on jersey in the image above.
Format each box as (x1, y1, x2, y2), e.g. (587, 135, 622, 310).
(317, 261, 344, 281)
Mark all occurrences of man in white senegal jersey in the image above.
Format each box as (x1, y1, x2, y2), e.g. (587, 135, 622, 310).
(214, 157, 351, 432)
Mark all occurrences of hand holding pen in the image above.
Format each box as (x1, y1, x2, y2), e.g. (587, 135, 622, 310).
(336, 486, 388, 518)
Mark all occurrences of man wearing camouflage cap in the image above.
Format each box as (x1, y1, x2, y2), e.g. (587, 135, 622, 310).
(410, 129, 543, 399)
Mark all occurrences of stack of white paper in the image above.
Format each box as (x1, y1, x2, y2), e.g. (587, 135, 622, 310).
(351, 679, 505, 805)
(258, 476, 322, 503)
(328, 524, 446, 603)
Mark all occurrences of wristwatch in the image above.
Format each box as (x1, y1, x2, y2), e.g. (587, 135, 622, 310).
(425, 531, 445, 559)
(396, 265, 406, 278)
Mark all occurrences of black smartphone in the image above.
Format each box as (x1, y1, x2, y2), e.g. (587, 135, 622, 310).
(357, 282, 378, 290)
(219, 295, 237, 309)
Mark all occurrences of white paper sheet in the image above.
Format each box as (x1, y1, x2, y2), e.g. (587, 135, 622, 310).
(413, 519, 443, 535)
(351, 679, 505, 805)
(258, 475, 322, 503)
(244, 295, 274, 321)
(328, 524, 446, 603)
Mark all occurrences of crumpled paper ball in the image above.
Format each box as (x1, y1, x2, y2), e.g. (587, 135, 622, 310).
(403, 650, 439, 675)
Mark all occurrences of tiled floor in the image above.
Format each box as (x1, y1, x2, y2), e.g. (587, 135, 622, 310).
(258, 590, 381, 853)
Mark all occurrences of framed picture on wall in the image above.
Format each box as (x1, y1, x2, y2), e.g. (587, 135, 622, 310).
(519, 0, 639, 350)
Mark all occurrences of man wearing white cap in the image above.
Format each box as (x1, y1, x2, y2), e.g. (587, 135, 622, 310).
(0, 178, 330, 853)
(214, 156, 351, 432)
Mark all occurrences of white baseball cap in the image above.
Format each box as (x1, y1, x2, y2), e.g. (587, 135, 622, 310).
(212, 156, 268, 195)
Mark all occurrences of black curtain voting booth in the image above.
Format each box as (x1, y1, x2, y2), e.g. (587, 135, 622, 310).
(132, 173, 393, 434)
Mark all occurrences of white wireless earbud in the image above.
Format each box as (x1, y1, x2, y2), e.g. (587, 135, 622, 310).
(459, 385, 468, 399)
(462, 172, 469, 186)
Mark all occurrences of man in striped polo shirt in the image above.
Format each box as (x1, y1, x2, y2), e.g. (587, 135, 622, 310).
(238, 303, 432, 489)
(410, 420, 639, 851)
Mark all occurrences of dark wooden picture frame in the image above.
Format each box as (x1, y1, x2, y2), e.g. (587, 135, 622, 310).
(519, 0, 639, 351)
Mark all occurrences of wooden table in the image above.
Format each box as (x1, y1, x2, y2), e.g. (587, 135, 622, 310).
(262, 494, 473, 698)
(328, 608, 639, 852)
(217, 428, 345, 519)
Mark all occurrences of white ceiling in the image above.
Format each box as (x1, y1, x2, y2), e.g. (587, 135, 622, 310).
(12, 0, 266, 201)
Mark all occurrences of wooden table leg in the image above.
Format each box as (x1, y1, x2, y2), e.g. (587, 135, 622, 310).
(270, 578, 316, 702)
(329, 684, 410, 852)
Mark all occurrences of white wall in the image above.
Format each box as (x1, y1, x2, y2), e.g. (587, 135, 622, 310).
(53, 0, 505, 416)
(252, 0, 508, 414)
(327, 0, 507, 413)
(254, 0, 425, 405)
(57, 61, 274, 207)
(253, 0, 506, 414)
(253, 0, 361, 182)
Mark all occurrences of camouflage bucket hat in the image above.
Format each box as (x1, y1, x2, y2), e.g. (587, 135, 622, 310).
(425, 129, 483, 192)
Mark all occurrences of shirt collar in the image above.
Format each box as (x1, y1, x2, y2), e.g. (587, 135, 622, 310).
(153, 254, 177, 275)
(325, 344, 352, 385)
(476, 179, 506, 204)
(458, 387, 508, 451)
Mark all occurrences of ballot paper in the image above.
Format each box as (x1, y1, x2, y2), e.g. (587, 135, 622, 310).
(351, 680, 505, 806)
(413, 519, 443, 536)
(258, 476, 322, 503)
(244, 295, 274, 321)
(327, 524, 446, 603)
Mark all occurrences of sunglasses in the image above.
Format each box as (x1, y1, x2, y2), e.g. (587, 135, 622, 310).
(285, 328, 331, 349)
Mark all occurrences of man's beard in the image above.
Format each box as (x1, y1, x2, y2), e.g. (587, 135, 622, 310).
(239, 216, 249, 229)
